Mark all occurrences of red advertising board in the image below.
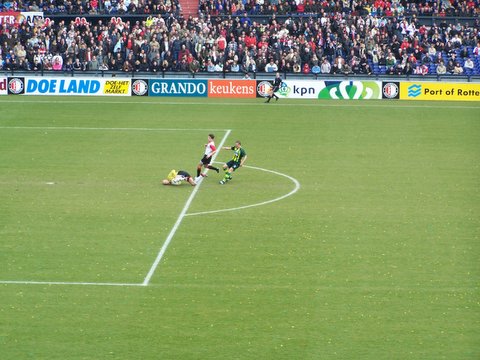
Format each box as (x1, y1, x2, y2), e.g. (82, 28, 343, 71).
(0, 12, 19, 26)
(208, 79, 256, 98)
(0, 11, 44, 27)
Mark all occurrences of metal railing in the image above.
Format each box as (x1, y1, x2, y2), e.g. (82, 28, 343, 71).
(2, 69, 479, 83)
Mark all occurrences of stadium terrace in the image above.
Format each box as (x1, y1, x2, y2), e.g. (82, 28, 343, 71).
(0, 1, 479, 77)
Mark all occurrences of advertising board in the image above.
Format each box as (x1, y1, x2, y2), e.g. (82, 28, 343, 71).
(132, 79, 149, 96)
(7, 77, 131, 96)
(0, 11, 44, 27)
(208, 79, 256, 98)
(0, 77, 7, 95)
(256, 80, 382, 99)
(149, 79, 207, 97)
(400, 82, 480, 101)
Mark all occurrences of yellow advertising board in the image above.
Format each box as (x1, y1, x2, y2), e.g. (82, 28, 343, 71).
(400, 82, 480, 101)
(103, 80, 130, 95)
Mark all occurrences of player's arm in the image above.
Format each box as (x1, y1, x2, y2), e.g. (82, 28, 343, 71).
(222, 146, 233, 150)
(240, 155, 247, 167)
(208, 144, 217, 158)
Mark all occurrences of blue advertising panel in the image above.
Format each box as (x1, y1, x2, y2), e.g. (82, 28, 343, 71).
(149, 79, 208, 97)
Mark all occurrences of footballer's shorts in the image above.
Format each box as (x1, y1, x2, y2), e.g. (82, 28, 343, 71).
(178, 170, 192, 179)
(226, 160, 240, 171)
(201, 155, 212, 165)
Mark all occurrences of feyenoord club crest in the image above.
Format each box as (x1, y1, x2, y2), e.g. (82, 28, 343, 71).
(382, 82, 399, 99)
(256, 81, 273, 98)
(8, 77, 25, 95)
(132, 79, 148, 96)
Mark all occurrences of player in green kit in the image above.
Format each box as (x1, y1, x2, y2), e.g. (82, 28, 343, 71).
(219, 141, 247, 184)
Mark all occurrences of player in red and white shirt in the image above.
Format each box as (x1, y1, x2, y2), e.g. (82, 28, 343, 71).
(196, 134, 220, 178)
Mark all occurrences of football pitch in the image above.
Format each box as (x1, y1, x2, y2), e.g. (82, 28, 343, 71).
(1, 97, 479, 359)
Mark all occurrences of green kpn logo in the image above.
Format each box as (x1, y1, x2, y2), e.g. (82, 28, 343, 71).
(318, 81, 380, 99)
(278, 82, 290, 97)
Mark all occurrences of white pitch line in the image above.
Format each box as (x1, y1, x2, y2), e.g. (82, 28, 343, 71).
(0, 99, 479, 109)
(186, 165, 300, 217)
(0, 126, 229, 132)
(141, 129, 232, 286)
(0, 280, 143, 287)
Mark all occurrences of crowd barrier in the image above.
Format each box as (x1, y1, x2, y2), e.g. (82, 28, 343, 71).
(1, 76, 479, 101)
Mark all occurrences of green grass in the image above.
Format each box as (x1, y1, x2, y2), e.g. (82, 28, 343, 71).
(0, 97, 479, 359)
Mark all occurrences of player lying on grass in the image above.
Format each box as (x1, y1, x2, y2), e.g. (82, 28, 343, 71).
(220, 141, 247, 185)
(162, 170, 196, 186)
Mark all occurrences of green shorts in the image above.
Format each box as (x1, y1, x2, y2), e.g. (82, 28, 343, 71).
(226, 160, 240, 170)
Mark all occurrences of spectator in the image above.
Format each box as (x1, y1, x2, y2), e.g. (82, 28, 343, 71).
(52, 55, 63, 71)
(436, 61, 447, 75)
(403, 62, 414, 75)
(332, 56, 345, 74)
(453, 62, 464, 75)
(265, 59, 278, 72)
(320, 57, 331, 74)
(473, 42, 480, 57)
(360, 56, 372, 75)
(464, 58, 474, 72)
(446, 60, 456, 74)
(414, 63, 428, 75)
(72, 58, 84, 71)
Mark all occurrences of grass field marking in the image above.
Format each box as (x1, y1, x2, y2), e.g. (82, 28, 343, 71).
(0, 126, 229, 132)
(0, 280, 144, 287)
(186, 164, 300, 217)
(1, 99, 479, 109)
(141, 129, 232, 286)
(0, 127, 231, 287)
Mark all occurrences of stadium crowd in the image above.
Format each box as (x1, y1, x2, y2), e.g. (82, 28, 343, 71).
(1, 0, 479, 16)
(0, 0, 479, 75)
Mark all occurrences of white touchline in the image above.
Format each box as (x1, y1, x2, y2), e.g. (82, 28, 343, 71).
(0, 126, 229, 132)
(0, 280, 143, 287)
(141, 129, 232, 286)
(185, 164, 300, 217)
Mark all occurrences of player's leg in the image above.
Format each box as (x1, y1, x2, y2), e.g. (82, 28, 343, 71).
(198, 156, 209, 177)
(220, 163, 237, 184)
(188, 177, 196, 186)
(204, 156, 219, 173)
(220, 162, 233, 184)
(207, 164, 219, 173)
(273, 86, 279, 100)
(227, 163, 239, 180)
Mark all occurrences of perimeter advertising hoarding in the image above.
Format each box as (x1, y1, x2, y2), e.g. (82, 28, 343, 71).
(7, 77, 131, 96)
(208, 79, 256, 98)
(400, 82, 480, 101)
(0, 11, 44, 27)
(256, 80, 382, 99)
(149, 79, 207, 97)
(0, 77, 7, 95)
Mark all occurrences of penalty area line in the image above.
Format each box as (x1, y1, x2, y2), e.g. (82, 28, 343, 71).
(141, 129, 232, 286)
